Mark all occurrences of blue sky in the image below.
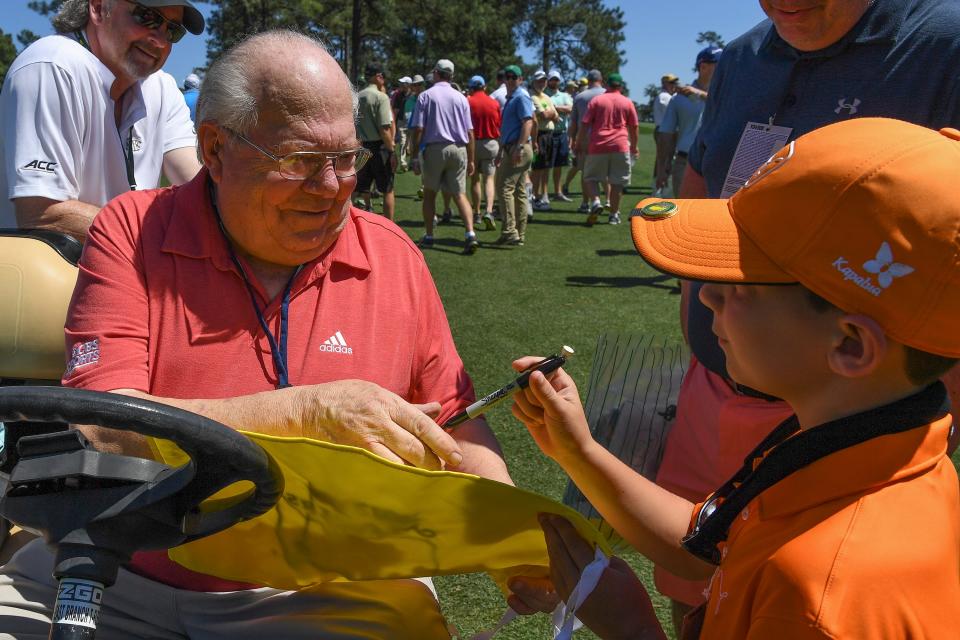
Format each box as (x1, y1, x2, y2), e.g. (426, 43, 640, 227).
(2, 1, 769, 96)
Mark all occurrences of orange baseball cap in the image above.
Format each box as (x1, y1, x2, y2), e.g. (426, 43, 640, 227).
(631, 117, 960, 357)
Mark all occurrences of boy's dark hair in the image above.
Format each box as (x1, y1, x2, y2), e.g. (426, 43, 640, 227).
(803, 288, 958, 385)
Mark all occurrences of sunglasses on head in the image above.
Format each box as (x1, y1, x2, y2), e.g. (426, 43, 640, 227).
(123, 0, 187, 43)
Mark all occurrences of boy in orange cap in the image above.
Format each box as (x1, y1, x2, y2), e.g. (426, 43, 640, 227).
(507, 118, 960, 638)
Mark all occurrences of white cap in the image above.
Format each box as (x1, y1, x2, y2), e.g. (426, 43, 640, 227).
(183, 73, 201, 90)
(398, 76, 412, 84)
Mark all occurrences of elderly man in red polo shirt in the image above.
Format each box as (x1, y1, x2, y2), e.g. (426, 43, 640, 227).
(0, 29, 509, 639)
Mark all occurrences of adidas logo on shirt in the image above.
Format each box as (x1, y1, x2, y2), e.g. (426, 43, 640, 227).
(320, 330, 353, 354)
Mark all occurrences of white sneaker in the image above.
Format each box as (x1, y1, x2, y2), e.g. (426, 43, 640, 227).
(608, 212, 622, 225)
(552, 192, 572, 202)
(533, 199, 551, 211)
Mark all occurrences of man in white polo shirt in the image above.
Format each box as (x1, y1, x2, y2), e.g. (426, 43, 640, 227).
(0, 0, 204, 241)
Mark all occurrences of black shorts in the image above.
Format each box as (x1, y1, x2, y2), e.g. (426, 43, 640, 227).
(355, 141, 395, 193)
(548, 131, 569, 168)
(532, 131, 554, 170)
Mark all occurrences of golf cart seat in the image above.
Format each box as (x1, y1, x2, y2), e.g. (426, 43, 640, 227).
(0, 229, 81, 383)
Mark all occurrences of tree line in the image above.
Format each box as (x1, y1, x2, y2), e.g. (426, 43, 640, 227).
(2, 0, 627, 88)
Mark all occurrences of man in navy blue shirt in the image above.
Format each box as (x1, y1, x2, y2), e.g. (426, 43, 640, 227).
(655, 0, 960, 630)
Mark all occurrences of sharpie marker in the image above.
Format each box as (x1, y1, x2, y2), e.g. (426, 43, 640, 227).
(443, 346, 575, 429)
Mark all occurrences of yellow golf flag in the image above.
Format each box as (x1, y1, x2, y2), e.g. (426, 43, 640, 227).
(152, 433, 613, 590)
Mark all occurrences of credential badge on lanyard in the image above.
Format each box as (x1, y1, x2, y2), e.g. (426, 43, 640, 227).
(719, 119, 793, 198)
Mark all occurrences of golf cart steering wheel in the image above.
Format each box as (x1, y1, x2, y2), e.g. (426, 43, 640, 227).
(0, 386, 284, 639)
(0, 386, 283, 544)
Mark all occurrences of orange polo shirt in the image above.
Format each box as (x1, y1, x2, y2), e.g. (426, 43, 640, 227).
(63, 169, 475, 590)
(694, 404, 960, 638)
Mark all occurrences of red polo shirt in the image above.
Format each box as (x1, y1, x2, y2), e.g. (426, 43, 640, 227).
(468, 90, 502, 140)
(582, 89, 638, 154)
(63, 169, 476, 590)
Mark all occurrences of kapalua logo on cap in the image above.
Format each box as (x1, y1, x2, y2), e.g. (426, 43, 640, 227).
(743, 140, 795, 191)
(639, 201, 678, 219)
(832, 242, 914, 297)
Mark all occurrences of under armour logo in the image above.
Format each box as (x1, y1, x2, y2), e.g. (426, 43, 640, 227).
(863, 242, 914, 288)
(834, 98, 861, 115)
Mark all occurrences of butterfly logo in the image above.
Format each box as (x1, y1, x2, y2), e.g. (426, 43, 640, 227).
(863, 242, 914, 288)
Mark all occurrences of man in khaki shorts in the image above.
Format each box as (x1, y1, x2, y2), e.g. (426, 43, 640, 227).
(578, 72, 638, 226)
(409, 59, 479, 254)
(466, 75, 500, 230)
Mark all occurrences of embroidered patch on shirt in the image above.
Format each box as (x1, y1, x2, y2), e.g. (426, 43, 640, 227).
(65, 339, 101, 377)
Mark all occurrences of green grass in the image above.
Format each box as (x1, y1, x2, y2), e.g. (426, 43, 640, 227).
(383, 122, 960, 639)
(384, 123, 680, 638)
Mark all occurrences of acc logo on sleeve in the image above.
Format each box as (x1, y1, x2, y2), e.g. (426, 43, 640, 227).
(65, 339, 101, 377)
(21, 159, 58, 173)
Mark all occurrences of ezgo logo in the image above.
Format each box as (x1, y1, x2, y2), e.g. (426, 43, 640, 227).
(22, 159, 58, 173)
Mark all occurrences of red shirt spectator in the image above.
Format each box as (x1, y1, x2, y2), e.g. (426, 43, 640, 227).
(467, 90, 502, 141)
(583, 89, 639, 154)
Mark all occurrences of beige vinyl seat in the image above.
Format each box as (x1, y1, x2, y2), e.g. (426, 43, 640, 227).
(0, 230, 80, 382)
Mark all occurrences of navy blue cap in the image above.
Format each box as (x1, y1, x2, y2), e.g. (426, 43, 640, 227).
(696, 46, 723, 65)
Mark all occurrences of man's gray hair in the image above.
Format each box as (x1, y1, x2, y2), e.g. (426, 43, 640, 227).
(196, 30, 358, 136)
(51, 0, 109, 34)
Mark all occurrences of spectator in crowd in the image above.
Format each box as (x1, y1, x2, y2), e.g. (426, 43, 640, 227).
(0, 0, 204, 241)
(529, 70, 558, 211)
(651, 73, 678, 195)
(409, 59, 479, 254)
(466, 75, 500, 231)
(391, 76, 412, 171)
(182, 72, 201, 124)
(490, 68, 508, 110)
(403, 74, 425, 171)
(578, 72, 638, 226)
(660, 0, 960, 632)
(507, 117, 960, 640)
(355, 63, 397, 220)
(494, 64, 533, 246)
(567, 69, 604, 213)
(656, 49, 720, 199)
(560, 79, 581, 195)
(544, 70, 573, 202)
(0, 28, 511, 638)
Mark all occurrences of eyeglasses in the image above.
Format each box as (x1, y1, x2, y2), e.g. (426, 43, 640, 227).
(226, 129, 372, 180)
(123, 0, 187, 44)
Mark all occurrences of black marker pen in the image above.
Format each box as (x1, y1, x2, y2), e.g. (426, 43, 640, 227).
(443, 346, 575, 429)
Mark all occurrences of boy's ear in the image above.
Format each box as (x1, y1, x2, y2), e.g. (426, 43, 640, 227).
(827, 314, 888, 378)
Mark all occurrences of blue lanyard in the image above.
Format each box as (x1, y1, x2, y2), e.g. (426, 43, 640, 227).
(208, 179, 301, 389)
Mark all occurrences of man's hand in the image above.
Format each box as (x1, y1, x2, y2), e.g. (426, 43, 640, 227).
(495, 147, 504, 168)
(508, 514, 666, 640)
(300, 380, 463, 470)
(510, 356, 594, 464)
(411, 157, 421, 176)
(467, 158, 476, 177)
(511, 145, 524, 166)
(678, 85, 707, 100)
